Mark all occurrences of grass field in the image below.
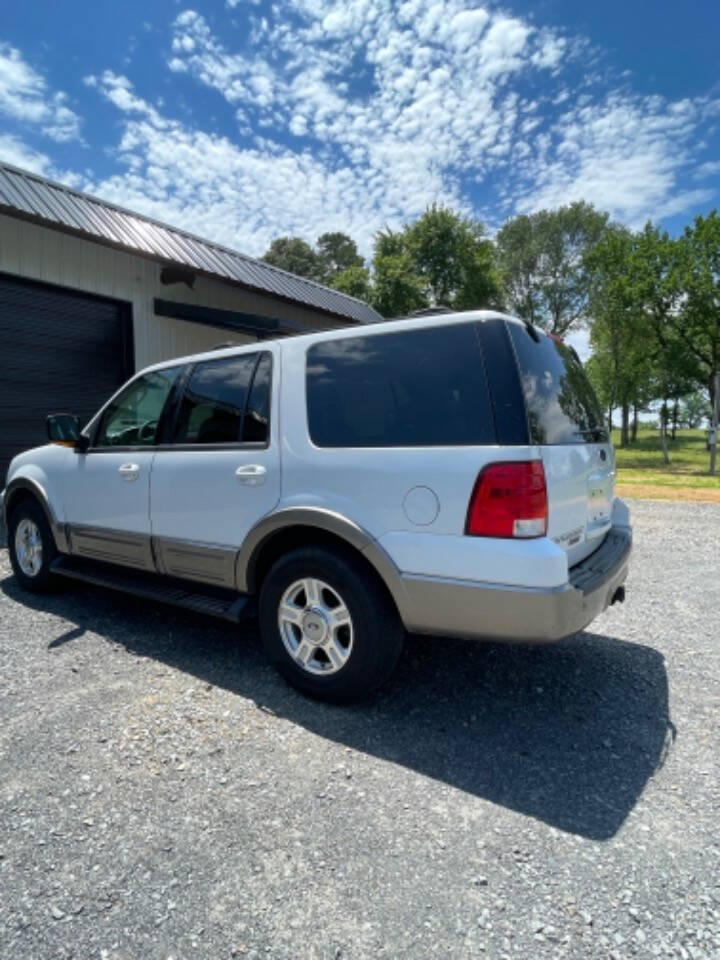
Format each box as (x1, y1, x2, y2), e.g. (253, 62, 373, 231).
(612, 427, 720, 501)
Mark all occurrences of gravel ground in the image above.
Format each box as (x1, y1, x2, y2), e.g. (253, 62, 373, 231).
(0, 499, 718, 960)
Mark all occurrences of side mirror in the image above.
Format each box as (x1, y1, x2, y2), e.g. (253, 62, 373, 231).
(47, 414, 89, 452)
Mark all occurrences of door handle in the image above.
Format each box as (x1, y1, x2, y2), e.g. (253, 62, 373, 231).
(235, 464, 267, 486)
(118, 462, 140, 481)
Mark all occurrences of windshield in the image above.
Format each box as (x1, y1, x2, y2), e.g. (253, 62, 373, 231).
(507, 323, 607, 445)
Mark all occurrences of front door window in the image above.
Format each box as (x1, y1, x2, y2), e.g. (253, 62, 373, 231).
(94, 368, 181, 448)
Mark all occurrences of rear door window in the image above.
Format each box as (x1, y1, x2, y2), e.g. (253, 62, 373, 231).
(173, 353, 261, 445)
(306, 323, 495, 447)
(507, 323, 607, 444)
(242, 353, 272, 443)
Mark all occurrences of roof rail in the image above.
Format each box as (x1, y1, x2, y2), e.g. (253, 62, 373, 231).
(391, 305, 455, 320)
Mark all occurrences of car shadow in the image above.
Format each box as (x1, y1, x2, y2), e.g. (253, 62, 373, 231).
(1, 574, 674, 841)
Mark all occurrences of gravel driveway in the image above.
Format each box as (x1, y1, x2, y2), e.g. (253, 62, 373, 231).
(1, 499, 718, 960)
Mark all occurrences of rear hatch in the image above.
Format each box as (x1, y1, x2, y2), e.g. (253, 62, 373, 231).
(507, 322, 613, 567)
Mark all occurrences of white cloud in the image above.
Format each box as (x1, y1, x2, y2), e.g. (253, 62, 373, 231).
(0, 41, 82, 142)
(86, 73, 437, 256)
(169, 10, 278, 108)
(512, 93, 717, 226)
(0, 133, 52, 174)
(0, 132, 85, 190)
(68, 1, 718, 259)
(694, 160, 720, 180)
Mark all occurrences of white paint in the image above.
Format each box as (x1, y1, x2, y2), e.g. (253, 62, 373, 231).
(7, 309, 629, 600)
(378, 531, 568, 588)
(59, 449, 155, 534)
(149, 343, 282, 548)
(402, 486, 440, 526)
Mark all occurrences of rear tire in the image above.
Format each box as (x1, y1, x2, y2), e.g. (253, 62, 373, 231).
(259, 546, 404, 703)
(8, 498, 58, 594)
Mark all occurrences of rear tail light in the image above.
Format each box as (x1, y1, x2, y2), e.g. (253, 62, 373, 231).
(465, 461, 547, 538)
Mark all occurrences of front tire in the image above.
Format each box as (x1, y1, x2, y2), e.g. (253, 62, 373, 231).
(8, 498, 58, 593)
(259, 546, 404, 703)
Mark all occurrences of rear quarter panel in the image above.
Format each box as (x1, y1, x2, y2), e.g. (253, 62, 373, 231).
(278, 338, 570, 589)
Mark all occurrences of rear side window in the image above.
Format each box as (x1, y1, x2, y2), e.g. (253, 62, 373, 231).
(173, 353, 270, 445)
(306, 323, 495, 447)
(507, 323, 607, 445)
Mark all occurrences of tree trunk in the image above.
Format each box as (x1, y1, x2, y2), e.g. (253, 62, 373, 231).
(660, 400, 670, 465)
(671, 398, 679, 440)
(631, 403, 639, 443)
(608, 403, 613, 434)
(621, 402, 630, 448)
(710, 372, 719, 477)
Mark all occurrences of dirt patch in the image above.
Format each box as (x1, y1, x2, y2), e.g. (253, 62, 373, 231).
(616, 482, 720, 503)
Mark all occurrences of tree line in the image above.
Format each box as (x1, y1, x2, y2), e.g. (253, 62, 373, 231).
(261, 203, 720, 470)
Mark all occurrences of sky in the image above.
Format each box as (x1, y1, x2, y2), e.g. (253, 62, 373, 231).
(1, 0, 719, 262)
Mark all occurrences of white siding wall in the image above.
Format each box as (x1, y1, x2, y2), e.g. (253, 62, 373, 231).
(0, 214, 346, 369)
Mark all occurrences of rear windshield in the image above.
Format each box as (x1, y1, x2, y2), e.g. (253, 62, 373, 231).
(306, 323, 496, 447)
(507, 322, 607, 445)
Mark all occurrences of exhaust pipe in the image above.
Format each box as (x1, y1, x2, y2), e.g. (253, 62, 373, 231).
(610, 585, 625, 606)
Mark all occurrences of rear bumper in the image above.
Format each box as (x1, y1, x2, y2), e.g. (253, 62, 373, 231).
(398, 523, 632, 642)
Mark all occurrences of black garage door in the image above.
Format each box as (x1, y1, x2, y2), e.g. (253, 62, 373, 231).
(0, 274, 133, 482)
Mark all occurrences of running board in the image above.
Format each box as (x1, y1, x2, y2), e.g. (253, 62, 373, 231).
(50, 555, 255, 623)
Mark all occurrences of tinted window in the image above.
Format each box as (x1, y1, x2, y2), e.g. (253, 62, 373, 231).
(507, 323, 607, 444)
(95, 367, 181, 447)
(306, 324, 495, 447)
(243, 353, 271, 443)
(475, 319, 529, 446)
(174, 354, 257, 445)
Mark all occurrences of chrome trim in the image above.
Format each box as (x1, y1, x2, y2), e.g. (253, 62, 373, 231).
(153, 536, 237, 587)
(84, 441, 270, 454)
(67, 525, 155, 571)
(3, 476, 69, 552)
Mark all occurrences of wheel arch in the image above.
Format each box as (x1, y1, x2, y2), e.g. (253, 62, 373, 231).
(3, 476, 68, 552)
(237, 508, 409, 623)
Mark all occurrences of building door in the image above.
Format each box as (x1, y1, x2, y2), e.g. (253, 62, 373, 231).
(0, 273, 132, 482)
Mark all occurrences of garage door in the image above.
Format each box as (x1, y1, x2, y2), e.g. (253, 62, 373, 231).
(0, 274, 133, 482)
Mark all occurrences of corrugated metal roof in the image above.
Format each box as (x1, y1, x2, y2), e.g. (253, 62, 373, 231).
(0, 162, 382, 325)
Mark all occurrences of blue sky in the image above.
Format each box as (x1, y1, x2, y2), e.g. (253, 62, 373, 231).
(1, 0, 718, 258)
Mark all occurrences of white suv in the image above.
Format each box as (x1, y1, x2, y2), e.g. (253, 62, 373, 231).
(2, 311, 631, 702)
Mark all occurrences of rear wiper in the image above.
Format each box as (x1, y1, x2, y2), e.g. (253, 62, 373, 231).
(523, 318, 540, 342)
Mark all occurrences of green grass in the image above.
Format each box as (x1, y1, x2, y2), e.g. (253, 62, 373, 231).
(612, 427, 720, 491)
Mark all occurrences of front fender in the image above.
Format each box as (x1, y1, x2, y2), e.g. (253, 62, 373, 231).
(3, 457, 69, 552)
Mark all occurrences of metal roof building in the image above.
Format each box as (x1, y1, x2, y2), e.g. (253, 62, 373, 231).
(0, 161, 380, 477)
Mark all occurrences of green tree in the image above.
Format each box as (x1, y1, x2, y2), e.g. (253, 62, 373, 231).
(674, 210, 720, 472)
(370, 206, 501, 318)
(496, 201, 609, 335)
(316, 232, 364, 279)
(631, 223, 701, 463)
(261, 236, 327, 282)
(371, 232, 427, 318)
(328, 265, 373, 301)
(678, 390, 710, 429)
(585, 227, 654, 447)
(405, 203, 502, 309)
